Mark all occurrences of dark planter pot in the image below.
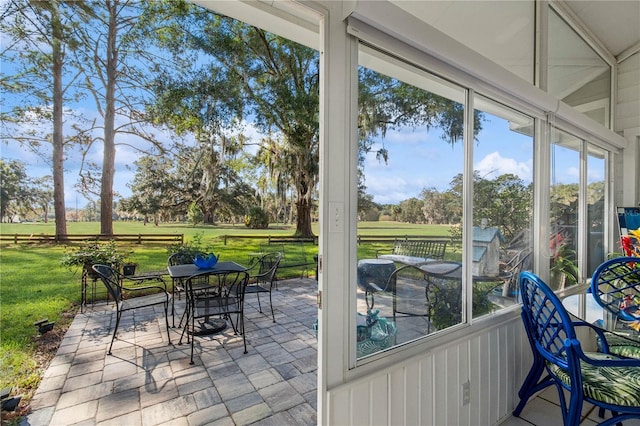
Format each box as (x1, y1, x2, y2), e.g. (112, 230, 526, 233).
(83, 264, 101, 279)
(123, 264, 137, 276)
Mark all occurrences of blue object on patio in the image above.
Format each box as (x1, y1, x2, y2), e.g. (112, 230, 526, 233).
(312, 309, 397, 358)
(194, 253, 218, 269)
(356, 310, 397, 357)
(514, 271, 640, 426)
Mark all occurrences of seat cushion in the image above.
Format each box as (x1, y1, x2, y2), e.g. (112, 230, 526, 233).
(548, 352, 640, 406)
(121, 293, 169, 311)
(598, 332, 640, 359)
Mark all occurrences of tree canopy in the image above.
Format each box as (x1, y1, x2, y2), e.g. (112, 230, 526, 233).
(2, 0, 490, 236)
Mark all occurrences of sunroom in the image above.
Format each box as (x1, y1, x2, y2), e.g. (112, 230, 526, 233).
(196, 0, 639, 424)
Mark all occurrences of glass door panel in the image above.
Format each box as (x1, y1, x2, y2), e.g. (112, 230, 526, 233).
(356, 45, 466, 358)
(472, 96, 534, 317)
(587, 146, 606, 275)
(549, 129, 580, 289)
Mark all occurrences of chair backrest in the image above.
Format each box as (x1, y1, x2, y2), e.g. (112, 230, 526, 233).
(259, 252, 282, 276)
(402, 262, 463, 330)
(591, 256, 640, 322)
(92, 264, 123, 302)
(519, 271, 577, 369)
(186, 270, 249, 313)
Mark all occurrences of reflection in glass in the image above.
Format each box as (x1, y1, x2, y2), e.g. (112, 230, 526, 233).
(549, 129, 580, 290)
(587, 147, 606, 275)
(548, 8, 611, 127)
(356, 46, 466, 358)
(472, 96, 534, 318)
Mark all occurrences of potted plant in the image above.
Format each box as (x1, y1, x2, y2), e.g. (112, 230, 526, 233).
(122, 258, 138, 276)
(61, 240, 128, 277)
(549, 233, 579, 290)
(166, 232, 211, 258)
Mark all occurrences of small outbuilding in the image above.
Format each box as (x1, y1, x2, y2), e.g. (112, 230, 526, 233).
(473, 226, 504, 277)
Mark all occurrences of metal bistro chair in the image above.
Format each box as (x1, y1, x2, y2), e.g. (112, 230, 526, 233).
(245, 252, 282, 323)
(179, 269, 249, 364)
(396, 262, 464, 333)
(514, 271, 640, 426)
(92, 264, 172, 355)
(590, 256, 640, 359)
(168, 251, 207, 326)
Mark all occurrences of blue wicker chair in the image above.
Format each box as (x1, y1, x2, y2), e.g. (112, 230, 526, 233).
(590, 256, 640, 360)
(514, 271, 640, 426)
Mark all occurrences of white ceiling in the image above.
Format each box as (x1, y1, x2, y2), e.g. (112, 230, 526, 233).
(563, 0, 640, 60)
(393, 0, 640, 64)
(195, 0, 640, 64)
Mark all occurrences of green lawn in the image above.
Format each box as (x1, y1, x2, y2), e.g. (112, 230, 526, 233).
(0, 220, 452, 399)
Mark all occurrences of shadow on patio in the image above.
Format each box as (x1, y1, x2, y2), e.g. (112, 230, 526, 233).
(24, 278, 318, 426)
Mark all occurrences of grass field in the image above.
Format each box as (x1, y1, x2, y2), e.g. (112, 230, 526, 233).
(0, 220, 452, 402)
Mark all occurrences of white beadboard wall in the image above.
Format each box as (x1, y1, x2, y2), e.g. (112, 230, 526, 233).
(327, 315, 531, 426)
(616, 52, 640, 133)
(614, 51, 640, 206)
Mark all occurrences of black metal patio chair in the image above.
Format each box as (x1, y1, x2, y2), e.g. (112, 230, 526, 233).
(92, 264, 172, 355)
(245, 252, 282, 323)
(179, 269, 250, 364)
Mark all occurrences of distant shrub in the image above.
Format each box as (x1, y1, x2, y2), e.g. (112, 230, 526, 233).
(244, 207, 269, 229)
(363, 208, 380, 222)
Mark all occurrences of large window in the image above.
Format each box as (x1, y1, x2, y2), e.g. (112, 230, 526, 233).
(355, 46, 467, 358)
(353, 46, 536, 360)
(587, 146, 606, 275)
(472, 96, 534, 318)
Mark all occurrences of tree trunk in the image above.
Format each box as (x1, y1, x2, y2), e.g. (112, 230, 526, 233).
(51, 4, 67, 238)
(100, 0, 118, 236)
(295, 197, 314, 238)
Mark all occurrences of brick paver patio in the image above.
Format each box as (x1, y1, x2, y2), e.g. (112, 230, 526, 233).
(23, 278, 319, 426)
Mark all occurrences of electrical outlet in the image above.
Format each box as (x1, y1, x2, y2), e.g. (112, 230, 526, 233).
(462, 381, 470, 406)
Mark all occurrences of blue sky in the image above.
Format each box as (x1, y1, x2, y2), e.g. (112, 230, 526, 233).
(3, 97, 600, 213)
(362, 110, 536, 205)
(1, 107, 544, 210)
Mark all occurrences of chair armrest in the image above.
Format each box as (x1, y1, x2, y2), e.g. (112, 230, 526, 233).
(375, 249, 392, 258)
(121, 276, 170, 295)
(124, 275, 168, 289)
(572, 321, 640, 366)
(363, 282, 384, 293)
(572, 320, 610, 350)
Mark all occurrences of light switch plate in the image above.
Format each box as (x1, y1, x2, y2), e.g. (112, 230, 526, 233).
(329, 202, 344, 233)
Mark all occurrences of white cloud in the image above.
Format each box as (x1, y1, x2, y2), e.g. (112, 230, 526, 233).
(475, 151, 532, 182)
(364, 174, 428, 204)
